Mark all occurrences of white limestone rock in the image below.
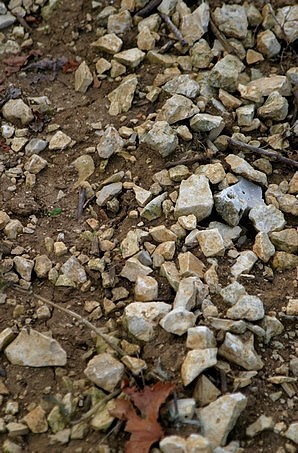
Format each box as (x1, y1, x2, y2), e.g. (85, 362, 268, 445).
(174, 175, 213, 222)
(123, 302, 171, 341)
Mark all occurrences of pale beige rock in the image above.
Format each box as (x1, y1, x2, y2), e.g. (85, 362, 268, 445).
(244, 75, 292, 97)
(246, 49, 264, 64)
(197, 229, 225, 257)
(24, 154, 48, 174)
(114, 48, 145, 68)
(173, 276, 202, 310)
(49, 131, 72, 150)
(193, 374, 221, 407)
(137, 26, 155, 51)
(180, 2, 210, 45)
(225, 154, 267, 186)
(178, 251, 205, 278)
(124, 301, 171, 341)
(186, 326, 216, 349)
(2, 99, 34, 125)
(226, 294, 265, 321)
(97, 126, 124, 159)
(257, 30, 281, 58)
(219, 333, 264, 370)
(218, 89, 242, 110)
(175, 175, 213, 221)
(134, 275, 158, 301)
(231, 250, 258, 278)
(288, 171, 298, 194)
(107, 10, 132, 35)
(0, 211, 10, 230)
(108, 75, 138, 116)
(181, 348, 217, 386)
(121, 355, 147, 375)
(195, 163, 226, 184)
(160, 308, 197, 336)
(110, 59, 126, 77)
(286, 299, 298, 316)
(270, 229, 298, 254)
(160, 261, 180, 291)
(53, 241, 68, 256)
(74, 61, 93, 93)
(0, 328, 15, 351)
(34, 255, 52, 278)
(84, 353, 124, 392)
(246, 415, 274, 437)
(13, 256, 34, 281)
(149, 225, 177, 242)
(91, 33, 123, 54)
(23, 406, 48, 433)
(95, 58, 111, 74)
(253, 232, 275, 262)
(258, 91, 288, 122)
(120, 257, 152, 282)
(177, 214, 196, 230)
(4, 219, 23, 239)
(156, 94, 199, 125)
(154, 241, 175, 260)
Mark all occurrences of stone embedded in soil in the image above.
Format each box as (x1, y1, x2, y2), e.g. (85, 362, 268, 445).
(23, 406, 48, 433)
(74, 61, 93, 93)
(4, 219, 23, 239)
(173, 276, 200, 310)
(123, 302, 171, 341)
(107, 10, 132, 35)
(219, 332, 264, 370)
(284, 422, 298, 445)
(90, 399, 115, 431)
(156, 94, 199, 125)
(108, 75, 138, 116)
(186, 326, 216, 350)
(114, 48, 145, 68)
(84, 353, 124, 392)
(60, 256, 87, 285)
(261, 315, 284, 344)
(25, 138, 48, 156)
(139, 120, 178, 157)
(231, 250, 258, 278)
(226, 295, 265, 321)
(149, 225, 177, 242)
(4, 328, 67, 367)
(160, 261, 180, 291)
(72, 154, 95, 188)
(253, 232, 275, 262)
(162, 75, 199, 99)
(257, 91, 288, 122)
(193, 374, 221, 407)
(246, 415, 274, 438)
(270, 228, 298, 254)
(137, 25, 155, 51)
(180, 2, 210, 45)
(120, 228, 147, 259)
(181, 348, 218, 386)
(285, 298, 298, 316)
(198, 393, 247, 448)
(209, 55, 245, 92)
(190, 113, 225, 141)
(13, 256, 34, 281)
(160, 308, 197, 336)
(2, 99, 34, 125)
(141, 192, 168, 221)
(225, 154, 267, 186)
(96, 182, 123, 207)
(196, 228, 225, 257)
(195, 162, 226, 185)
(92, 33, 123, 54)
(249, 204, 286, 233)
(97, 125, 124, 159)
(132, 185, 152, 207)
(174, 174, 213, 222)
(159, 436, 187, 453)
(24, 154, 48, 174)
(48, 131, 72, 150)
(0, 210, 10, 230)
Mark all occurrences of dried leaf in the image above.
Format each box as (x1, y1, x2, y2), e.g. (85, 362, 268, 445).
(63, 59, 79, 73)
(110, 382, 175, 453)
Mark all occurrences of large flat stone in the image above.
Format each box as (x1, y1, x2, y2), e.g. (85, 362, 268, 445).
(174, 175, 213, 222)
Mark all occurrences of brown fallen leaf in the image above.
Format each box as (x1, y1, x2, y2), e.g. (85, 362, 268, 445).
(63, 59, 79, 73)
(110, 382, 175, 453)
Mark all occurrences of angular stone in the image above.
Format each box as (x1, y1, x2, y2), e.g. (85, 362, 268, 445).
(150, 225, 177, 243)
(181, 348, 218, 386)
(190, 113, 224, 141)
(154, 241, 175, 260)
(173, 276, 200, 310)
(92, 33, 123, 54)
(261, 315, 284, 344)
(160, 436, 187, 453)
(84, 353, 124, 392)
(226, 295, 264, 321)
(219, 333, 263, 370)
(0, 211, 10, 230)
(246, 415, 274, 437)
(23, 406, 48, 433)
(74, 61, 93, 93)
(289, 171, 298, 194)
(120, 257, 152, 282)
(257, 30, 281, 58)
(97, 126, 124, 159)
(270, 229, 298, 254)
(180, 2, 210, 45)
(146, 50, 177, 67)
(160, 308, 197, 336)
(114, 48, 145, 68)
(177, 214, 196, 230)
(123, 302, 171, 341)
(178, 251, 205, 279)
(213, 4, 248, 39)
(231, 250, 258, 278)
(186, 326, 216, 349)
(60, 256, 87, 284)
(156, 94, 199, 125)
(276, 6, 298, 43)
(107, 10, 132, 35)
(175, 175, 213, 222)
(245, 75, 291, 97)
(209, 221, 242, 248)
(236, 104, 255, 127)
(24, 154, 48, 174)
(120, 229, 147, 259)
(162, 75, 199, 99)
(6, 422, 29, 436)
(208, 318, 246, 334)
(196, 163, 226, 185)
(4, 219, 23, 239)
(96, 182, 122, 207)
(135, 275, 158, 301)
(5, 328, 67, 367)
(198, 393, 247, 448)
(249, 204, 285, 233)
(2, 99, 34, 125)
(196, 229, 225, 257)
(139, 121, 178, 157)
(90, 399, 115, 431)
(209, 55, 245, 92)
(95, 57, 111, 74)
(0, 328, 15, 351)
(253, 232, 275, 262)
(225, 154, 267, 186)
(190, 39, 213, 69)
(49, 131, 72, 150)
(25, 138, 48, 156)
(13, 256, 34, 281)
(284, 422, 298, 444)
(108, 75, 138, 116)
(278, 193, 298, 216)
(246, 49, 264, 65)
(137, 26, 155, 51)
(132, 185, 152, 207)
(160, 261, 180, 291)
(258, 91, 288, 122)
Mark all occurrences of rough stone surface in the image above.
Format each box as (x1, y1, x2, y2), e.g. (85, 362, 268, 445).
(108, 75, 138, 116)
(226, 295, 265, 321)
(257, 91, 288, 121)
(123, 302, 171, 341)
(190, 113, 225, 141)
(162, 75, 199, 99)
(219, 333, 264, 370)
(160, 308, 197, 336)
(97, 126, 124, 159)
(225, 155, 267, 186)
(181, 348, 217, 386)
(74, 61, 93, 93)
(84, 353, 124, 392)
(196, 229, 225, 257)
(175, 175, 213, 221)
(180, 2, 210, 45)
(210, 55, 245, 92)
(156, 94, 199, 124)
(231, 250, 258, 278)
(270, 228, 298, 254)
(139, 121, 178, 157)
(2, 99, 34, 125)
(249, 204, 286, 233)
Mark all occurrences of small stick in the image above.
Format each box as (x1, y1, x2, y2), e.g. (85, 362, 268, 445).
(210, 19, 236, 55)
(165, 155, 208, 169)
(12, 13, 32, 32)
(32, 293, 125, 357)
(159, 12, 188, 46)
(227, 138, 298, 168)
(71, 389, 121, 425)
(135, 0, 162, 17)
(77, 187, 86, 220)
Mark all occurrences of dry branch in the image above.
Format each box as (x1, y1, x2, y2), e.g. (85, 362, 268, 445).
(135, 0, 162, 17)
(159, 12, 188, 46)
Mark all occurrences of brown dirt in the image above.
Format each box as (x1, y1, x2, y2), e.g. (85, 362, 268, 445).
(0, 0, 297, 452)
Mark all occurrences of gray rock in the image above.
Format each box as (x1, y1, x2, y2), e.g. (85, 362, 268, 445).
(49, 131, 72, 150)
(24, 154, 48, 174)
(160, 261, 180, 291)
(246, 415, 274, 437)
(84, 353, 124, 392)
(159, 435, 187, 452)
(108, 75, 138, 116)
(284, 422, 298, 444)
(107, 10, 132, 35)
(180, 2, 210, 45)
(190, 38, 213, 69)
(141, 192, 168, 221)
(114, 48, 145, 68)
(0, 12, 16, 30)
(60, 256, 87, 284)
(225, 155, 267, 186)
(213, 4, 248, 39)
(120, 256, 152, 282)
(2, 99, 34, 125)
(5, 328, 67, 367)
(249, 204, 286, 233)
(123, 302, 171, 341)
(226, 295, 264, 321)
(236, 104, 255, 127)
(270, 228, 298, 254)
(276, 6, 298, 43)
(74, 61, 93, 93)
(157, 94, 199, 124)
(208, 221, 242, 248)
(173, 277, 199, 310)
(186, 326, 216, 349)
(231, 250, 258, 278)
(25, 139, 48, 156)
(219, 332, 264, 370)
(181, 348, 217, 386)
(157, 0, 177, 15)
(34, 255, 53, 278)
(261, 315, 284, 344)
(258, 91, 288, 121)
(196, 229, 225, 257)
(13, 256, 34, 281)
(220, 281, 247, 306)
(190, 113, 225, 141)
(209, 55, 245, 92)
(135, 275, 158, 301)
(199, 393, 247, 448)
(139, 121, 178, 157)
(160, 308, 197, 336)
(0, 327, 15, 351)
(162, 75, 199, 99)
(208, 318, 246, 334)
(257, 30, 281, 58)
(120, 229, 147, 259)
(2, 440, 22, 453)
(175, 175, 213, 222)
(244, 75, 292, 97)
(97, 126, 124, 159)
(4, 219, 23, 239)
(253, 232, 275, 262)
(92, 33, 123, 54)
(96, 182, 122, 207)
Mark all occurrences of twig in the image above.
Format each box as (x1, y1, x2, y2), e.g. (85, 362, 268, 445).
(165, 155, 208, 169)
(12, 13, 32, 32)
(227, 138, 298, 168)
(135, 0, 162, 17)
(71, 389, 121, 425)
(32, 293, 126, 357)
(159, 12, 188, 46)
(159, 40, 175, 54)
(77, 187, 86, 220)
(98, 420, 123, 445)
(210, 18, 236, 55)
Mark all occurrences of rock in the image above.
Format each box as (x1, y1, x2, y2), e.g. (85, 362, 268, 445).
(160, 261, 180, 291)
(147, 50, 177, 67)
(95, 57, 111, 74)
(174, 175, 213, 221)
(159, 435, 187, 453)
(177, 214, 196, 230)
(162, 75, 199, 99)
(157, 0, 178, 15)
(25, 138, 48, 156)
(0, 210, 10, 230)
(2, 99, 34, 125)
(6, 422, 29, 436)
(190, 113, 225, 141)
(284, 422, 298, 444)
(288, 171, 298, 194)
(208, 318, 246, 334)
(96, 182, 123, 206)
(258, 91, 288, 122)
(198, 393, 247, 448)
(135, 275, 158, 301)
(108, 75, 138, 116)
(120, 257, 152, 282)
(219, 333, 263, 370)
(270, 229, 298, 254)
(278, 193, 298, 216)
(74, 61, 93, 93)
(214, 178, 263, 227)
(190, 39, 213, 69)
(246, 415, 274, 437)
(137, 26, 155, 51)
(226, 295, 265, 321)
(24, 154, 48, 174)
(210, 55, 245, 92)
(244, 75, 292, 97)
(160, 308, 197, 336)
(193, 374, 221, 408)
(225, 155, 267, 186)
(180, 2, 210, 45)
(13, 256, 34, 281)
(84, 353, 124, 392)
(186, 326, 216, 349)
(154, 241, 175, 260)
(246, 49, 264, 65)
(181, 348, 217, 386)
(150, 225, 177, 242)
(2, 440, 22, 453)
(123, 302, 171, 341)
(0, 328, 15, 351)
(139, 121, 178, 157)
(23, 406, 48, 433)
(209, 222, 242, 248)
(60, 256, 87, 285)
(97, 126, 124, 159)
(173, 277, 200, 310)
(219, 89, 242, 110)
(178, 251, 206, 279)
(49, 131, 72, 150)
(133, 185, 152, 206)
(92, 33, 123, 54)
(72, 154, 95, 188)
(213, 4, 248, 39)
(141, 193, 168, 221)
(276, 6, 298, 43)
(114, 48, 145, 68)
(231, 250, 258, 278)
(156, 94, 199, 124)
(249, 204, 285, 233)
(120, 229, 147, 258)
(4, 219, 23, 239)
(196, 163, 226, 185)
(90, 399, 115, 431)
(285, 298, 298, 316)
(5, 328, 67, 367)
(236, 104, 255, 127)
(107, 10, 132, 34)
(257, 30, 281, 58)
(0, 12, 16, 29)
(196, 228, 225, 257)
(261, 315, 284, 344)
(253, 232, 275, 262)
